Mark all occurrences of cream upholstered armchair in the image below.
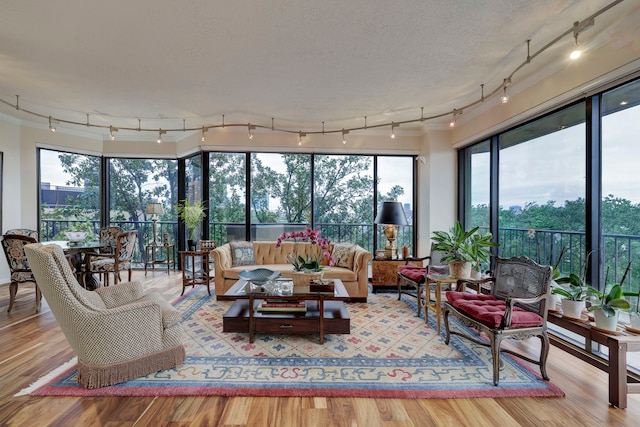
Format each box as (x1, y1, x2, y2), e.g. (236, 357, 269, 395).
(25, 243, 185, 389)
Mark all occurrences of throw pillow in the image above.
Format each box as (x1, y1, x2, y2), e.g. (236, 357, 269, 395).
(332, 243, 356, 269)
(230, 241, 256, 267)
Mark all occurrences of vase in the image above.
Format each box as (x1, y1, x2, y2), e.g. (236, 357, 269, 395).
(449, 261, 472, 279)
(292, 270, 324, 287)
(593, 308, 620, 332)
(561, 299, 585, 319)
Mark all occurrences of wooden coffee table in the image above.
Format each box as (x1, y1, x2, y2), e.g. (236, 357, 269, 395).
(222, 279, 351, 344)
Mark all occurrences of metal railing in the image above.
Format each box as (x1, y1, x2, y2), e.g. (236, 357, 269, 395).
(39, 219, 640, 292)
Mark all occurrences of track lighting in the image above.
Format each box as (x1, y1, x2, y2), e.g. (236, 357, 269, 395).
(449, 109, 462, 128)
(109, 125, 118, 141)
(201, 126, 207, 142)
(48, 116, 56, 133)
(157, 129, 166, 143)
(248, 123, 255, 140)
(342, 129, 348, 144)
(298, 131, 306, 146)
(391, 122, 399, 139)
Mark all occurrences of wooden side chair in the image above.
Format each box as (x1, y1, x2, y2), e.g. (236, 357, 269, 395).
(396, 244, 448, 317)
(86, 230, 138, 286)
(98, 226, 124, 255)
(442, 256, 552, 386)
(1, 232, 42, 312)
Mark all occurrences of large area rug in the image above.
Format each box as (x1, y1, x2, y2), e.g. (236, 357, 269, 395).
(19, 287, 564, 399)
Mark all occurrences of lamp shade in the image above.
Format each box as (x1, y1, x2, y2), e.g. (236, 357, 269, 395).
(374, 201, 408, 226)
(146, 202, 164, 215)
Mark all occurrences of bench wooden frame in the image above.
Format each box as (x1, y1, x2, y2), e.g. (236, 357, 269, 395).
(548, 312, 640, 408)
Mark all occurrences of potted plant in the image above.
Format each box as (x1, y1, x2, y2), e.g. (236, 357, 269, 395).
(176, 199, 206, 250)
(275, 227, 335, 286)
(588, 283, 630, 332)
(552, 274, 593, 319)
(431, 221, 498, 279)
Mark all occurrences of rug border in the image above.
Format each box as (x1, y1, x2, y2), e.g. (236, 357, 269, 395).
(20, 289, 565, 400)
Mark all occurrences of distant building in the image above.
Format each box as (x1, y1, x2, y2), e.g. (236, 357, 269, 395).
(41, 183, 84, 207)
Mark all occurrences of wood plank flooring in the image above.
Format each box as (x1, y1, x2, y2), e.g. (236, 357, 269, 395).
(0, 272, 638, 426)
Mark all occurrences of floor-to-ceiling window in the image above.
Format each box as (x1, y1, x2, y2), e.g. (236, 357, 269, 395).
(38, 148, 101, 240)
(498, 102, 586, 273)
(601, 79, 640, 322)
(314, 154, 374, 249)
(376, 156, 414, 255)
(461, 140, 491, 230)
(108, 157, 178, 264)
(209, 152, 246, 243)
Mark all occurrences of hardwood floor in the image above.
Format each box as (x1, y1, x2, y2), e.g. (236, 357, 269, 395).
(0, 272, 638, 426)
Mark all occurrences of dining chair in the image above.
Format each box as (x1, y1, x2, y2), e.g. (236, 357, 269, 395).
(86, 230, 138, 286)
(1, 233, 42, 312)
(396, 244, 448, 317)
(98, 226, 123, 254)
(442, 256, 552, 386)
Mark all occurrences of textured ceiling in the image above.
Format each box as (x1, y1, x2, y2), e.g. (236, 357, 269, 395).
(0, 0, 637, 139)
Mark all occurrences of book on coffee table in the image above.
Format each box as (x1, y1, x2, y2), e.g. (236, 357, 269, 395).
(257, 299, 307, 312)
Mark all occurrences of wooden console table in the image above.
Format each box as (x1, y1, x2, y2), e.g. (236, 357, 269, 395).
(372, 258, 421, 289)
(548, 312, 640, 408)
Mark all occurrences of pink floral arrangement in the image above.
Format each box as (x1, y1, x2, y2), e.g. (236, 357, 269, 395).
(275, 227, 335, 271)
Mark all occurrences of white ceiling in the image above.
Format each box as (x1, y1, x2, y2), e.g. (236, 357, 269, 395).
(0, 0, 637, 140)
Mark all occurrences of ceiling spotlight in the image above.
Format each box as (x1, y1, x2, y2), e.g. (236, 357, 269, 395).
(48, 116, 56, 133)
(570, 19, 594, 60)
(500, 78, 511, 104)
(449, 109, 462, 128)
(342, 129, 348, 144)
(298, 131, 306, 146)
(201, 126, 207, 142)
(157, 129, 166, 143)
(391, 122, 399, 139)
(109, 125, 118, 141)
(248, 123, 256, 140)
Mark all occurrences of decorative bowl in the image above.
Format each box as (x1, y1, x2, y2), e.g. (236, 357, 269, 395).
(239, 268, 281, 286)
(64, 231, 88, 242)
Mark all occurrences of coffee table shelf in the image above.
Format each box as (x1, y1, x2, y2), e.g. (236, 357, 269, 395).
(222, 279, 351, 343)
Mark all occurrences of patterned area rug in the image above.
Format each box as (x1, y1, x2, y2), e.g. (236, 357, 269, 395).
(19, 288, 564, 399)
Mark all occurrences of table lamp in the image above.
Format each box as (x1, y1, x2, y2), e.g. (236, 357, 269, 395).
(374, 200, 408, 259)
(146, 202, 164, 244)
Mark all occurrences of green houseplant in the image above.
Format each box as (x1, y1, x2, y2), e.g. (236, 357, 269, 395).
(588, 284, 630, 331)
(431, 221, 498, 279)
(176, 199, 206, 249)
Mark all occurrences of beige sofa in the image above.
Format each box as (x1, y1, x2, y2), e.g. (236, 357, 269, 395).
(212, 241, 372, 302)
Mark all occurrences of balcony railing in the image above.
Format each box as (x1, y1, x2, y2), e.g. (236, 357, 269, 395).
(39, 219, 640, 293)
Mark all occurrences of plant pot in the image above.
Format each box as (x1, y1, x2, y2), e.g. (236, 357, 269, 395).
(449, 261, 472, 279)
(291, 270, 324, 287)
(187, 239, 197, 251)
(628, 311, 640, 329)
(549, 293, 561, 311)
(560, 299, 585, 319)
(593, 308, 620, 332)
(470, 269, 482, 280)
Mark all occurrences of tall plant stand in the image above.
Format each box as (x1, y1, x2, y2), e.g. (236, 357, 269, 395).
(179, 250, 212, 296)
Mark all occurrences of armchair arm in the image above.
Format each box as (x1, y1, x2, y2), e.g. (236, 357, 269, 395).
(501, 293, 548, 328)
(94, 280, 145, 308)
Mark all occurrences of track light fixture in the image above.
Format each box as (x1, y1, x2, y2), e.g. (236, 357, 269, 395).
(570, 18, 594, 60)
(500, 78, 511, 104)
(201, 126, 207, 142)
(449, 109, 463, 128)
(157, 128, 166, 143)
(342, 129, 348, 144)
(248, 123, 255, 140)
(298, 131, 306, 146)
(391, 122, 399, 139)
(109, 125, 118, 140)
(48, 116, 56, 132)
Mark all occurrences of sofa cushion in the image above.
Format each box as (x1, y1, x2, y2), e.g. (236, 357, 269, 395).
(332, 243, 356, 269)
(230, 241, 256, 267)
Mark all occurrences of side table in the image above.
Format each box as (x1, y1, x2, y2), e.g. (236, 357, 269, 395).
(144, 243, 176, 275)
(372, 258, 421, 290)
(179, 250, 212, 296)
